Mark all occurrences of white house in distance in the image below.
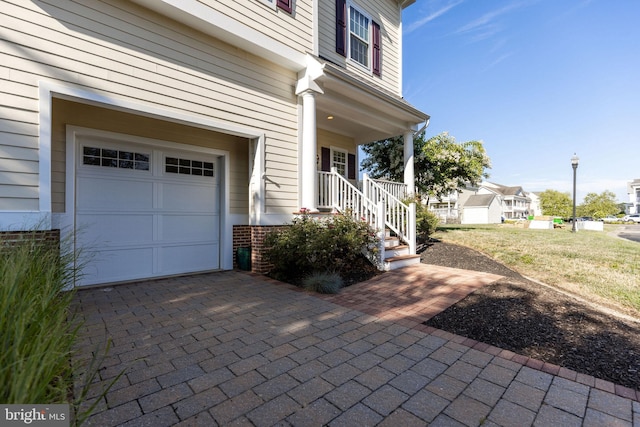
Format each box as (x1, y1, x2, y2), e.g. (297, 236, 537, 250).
(526, 192, 543, 217)
(0, 0, 428, 286)
(628, 179, 640, 214)
(428, 181, 533, 224)
(478, 182, 530, 220)
(460, 194, 502, 225)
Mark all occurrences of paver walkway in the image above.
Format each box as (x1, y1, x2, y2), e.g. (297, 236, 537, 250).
(317, 264, 502, 327)
(73, 266, 640, 426)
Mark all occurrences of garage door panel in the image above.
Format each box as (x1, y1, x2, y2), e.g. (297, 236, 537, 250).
(160, 243, 220, 274)
(161, 183, 218, 212)
(78, 177, 154, 210)
(81, 247, 155, 285)
(161, 214, 220, 241)
(78, 214, 155, 245)
(75, 137, 221, 287)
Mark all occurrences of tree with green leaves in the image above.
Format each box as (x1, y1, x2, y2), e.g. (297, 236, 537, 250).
(361, 132, 491, 199)
(577, 190, 619, 218)
(539, 189, 572, 218)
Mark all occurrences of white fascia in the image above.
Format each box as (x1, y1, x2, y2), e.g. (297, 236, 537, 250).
(130, 0, 307, 71)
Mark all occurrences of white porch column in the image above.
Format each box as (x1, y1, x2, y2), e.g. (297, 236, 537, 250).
(300, 89, 319, 212)
(403, 130, 415, 196)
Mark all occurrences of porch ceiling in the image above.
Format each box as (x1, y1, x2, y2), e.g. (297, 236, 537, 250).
(316, 94, 410, 144)
(315, 63, 428, 145)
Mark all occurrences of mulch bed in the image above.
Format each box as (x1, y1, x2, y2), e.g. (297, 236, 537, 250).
(420, 240, 640, 391)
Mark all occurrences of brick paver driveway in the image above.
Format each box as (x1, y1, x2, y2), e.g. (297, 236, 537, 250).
(73, 268, 639, 426)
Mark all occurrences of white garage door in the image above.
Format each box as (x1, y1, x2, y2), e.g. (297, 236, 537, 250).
(75, 137, 220, 286)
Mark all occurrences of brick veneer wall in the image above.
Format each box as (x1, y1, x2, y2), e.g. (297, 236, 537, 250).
(0, 229, 60, 248)
(232, 225, 251, 269)
(232, 225, 288, 274)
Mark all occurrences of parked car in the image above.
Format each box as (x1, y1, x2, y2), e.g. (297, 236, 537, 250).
(622, 214, 640, 223)
(599, 215, 620, 223)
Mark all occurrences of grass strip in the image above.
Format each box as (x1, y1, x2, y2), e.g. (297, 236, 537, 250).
(434, 224, 640, 317)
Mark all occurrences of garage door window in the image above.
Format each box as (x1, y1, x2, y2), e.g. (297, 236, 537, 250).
(165, 156, 215, 177)
(83, 146, 150, 171)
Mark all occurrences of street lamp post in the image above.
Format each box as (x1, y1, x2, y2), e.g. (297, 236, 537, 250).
(571, 154, 579, 232)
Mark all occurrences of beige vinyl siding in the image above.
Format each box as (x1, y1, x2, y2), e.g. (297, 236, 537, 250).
(0, 74, 40, 210)
(318, 0, 401, 96)
(1, 0, 300, 214)
(199, 0, 313, 55)
(318, 128, 356, 156)
(50, 99, 249, 215)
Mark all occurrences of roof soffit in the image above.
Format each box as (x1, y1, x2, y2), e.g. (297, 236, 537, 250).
(399, 0, 417, 9)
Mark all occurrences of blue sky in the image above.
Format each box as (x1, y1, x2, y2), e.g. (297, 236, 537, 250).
(401, 0, 639, 204)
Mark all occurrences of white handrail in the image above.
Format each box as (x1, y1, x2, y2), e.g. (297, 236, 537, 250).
(320, 171, 416, 257)
(369, 178, 408, 200)
(363, 174, 416, 255)
(318, 170, 385, 268)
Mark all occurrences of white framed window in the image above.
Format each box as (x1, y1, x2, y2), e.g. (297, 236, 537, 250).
(332, 148, 347, 177)
(336, 1, 381, 76)
(164, 156, 215, 178)
(82, 145, 150, 172)
(349, 6, 370, 69)
(255, 0, 292, 13)
(256, 0, 276, 9)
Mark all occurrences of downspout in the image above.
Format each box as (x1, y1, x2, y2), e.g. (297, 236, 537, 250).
(413, 117, 430, 137)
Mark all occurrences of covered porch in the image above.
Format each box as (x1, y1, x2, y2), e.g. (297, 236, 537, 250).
(295, 57, 429, 270)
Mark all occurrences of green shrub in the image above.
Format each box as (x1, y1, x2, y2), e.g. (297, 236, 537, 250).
(302, 271, 344, 294)
(406, 198, 440, 242)
(265, 212, 380, 286)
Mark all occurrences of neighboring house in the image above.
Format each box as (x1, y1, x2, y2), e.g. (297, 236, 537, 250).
(427, 192, 459, 222)
(461, 194, 502, 225)
(628, 179, 640, 214)
(479, 182, 530, 220)
(436, 181, 532, 224)
(426, 186, 477, 223)
(0, 0, 428, 286)
(526, 191, 543, 217)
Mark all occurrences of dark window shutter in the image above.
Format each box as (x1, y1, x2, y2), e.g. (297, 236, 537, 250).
(277, 0, 292, 13)
(321, 147, 331, 172)
(335, 0, 347, 56)
(348, 153, 356, 180)
(372, 21, 381, 76)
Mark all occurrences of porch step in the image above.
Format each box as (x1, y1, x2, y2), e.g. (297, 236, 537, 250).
(385, 244, 410, 259)
(383, 254, 422, 271)
(384, 236, 400, 248)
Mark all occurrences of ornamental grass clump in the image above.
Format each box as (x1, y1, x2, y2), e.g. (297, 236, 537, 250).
(302, 271, 344, 294)
(0, 231, 79, 404)
(265, 212, 380, 287)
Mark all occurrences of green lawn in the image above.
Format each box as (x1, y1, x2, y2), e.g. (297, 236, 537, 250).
(432, 224, 640, 318)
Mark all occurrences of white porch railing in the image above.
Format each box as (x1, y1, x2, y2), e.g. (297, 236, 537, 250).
(366, 177, 408, 200)
(429, 207, 459, 219)
(318, 171, 379, 224)
(318, 170, 386, 269)
(362, 174, 416, 255)
(318, 170, 416, 269)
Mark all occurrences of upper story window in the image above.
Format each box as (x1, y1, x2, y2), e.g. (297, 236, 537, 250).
(257, 0, 292, 13)
(336, 1, 381, 76)
(349, 7, 369, 68)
